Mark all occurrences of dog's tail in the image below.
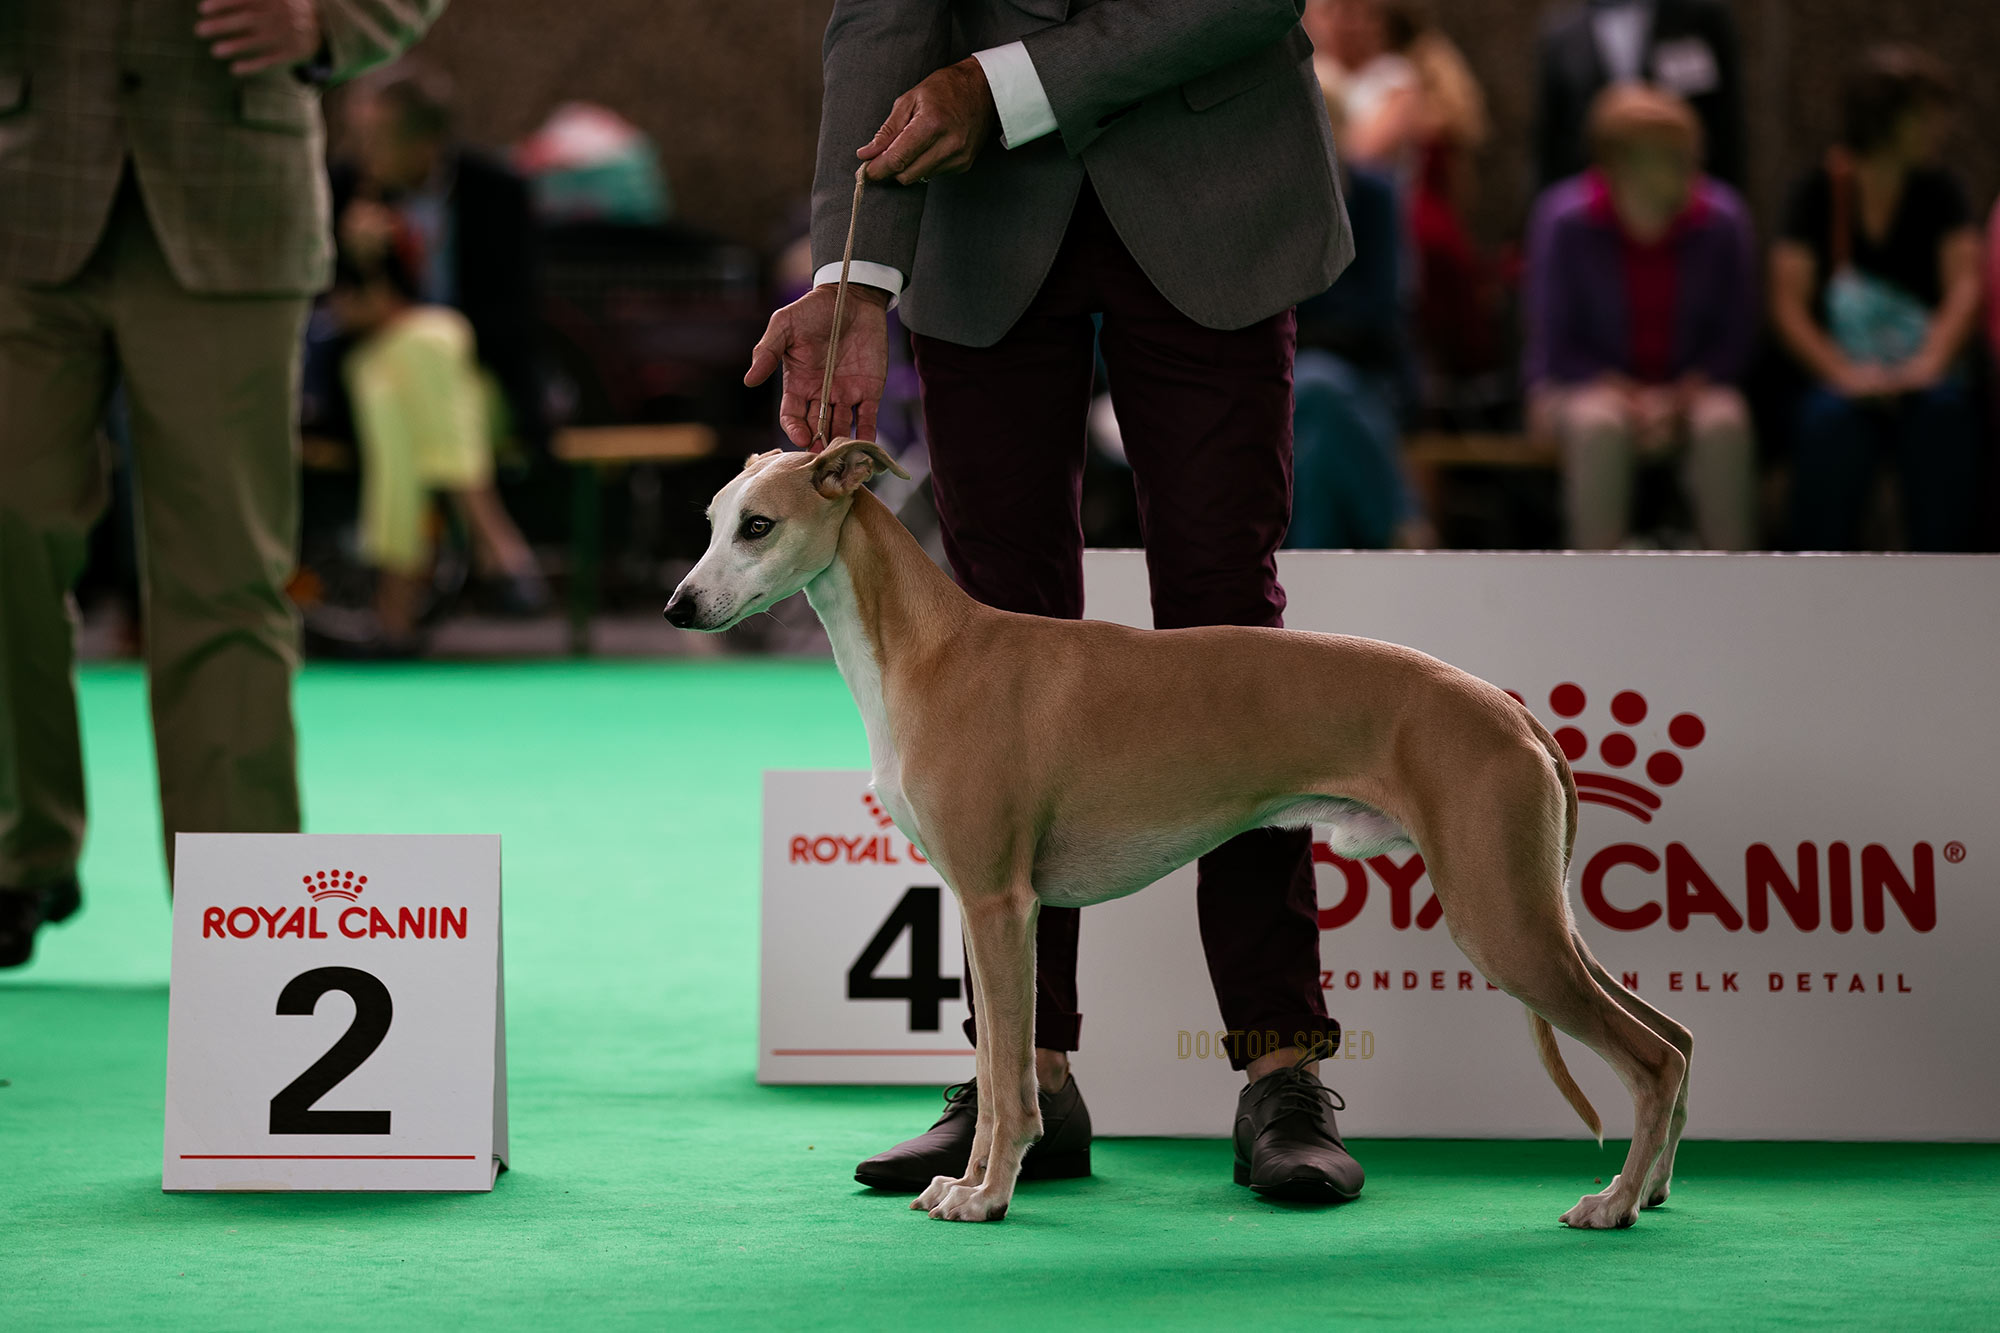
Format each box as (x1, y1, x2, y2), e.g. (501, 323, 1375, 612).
(1529, 1010, 1603, 1144)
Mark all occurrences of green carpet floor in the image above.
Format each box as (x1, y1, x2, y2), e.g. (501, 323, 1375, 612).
(3, 664, 1996, 1330)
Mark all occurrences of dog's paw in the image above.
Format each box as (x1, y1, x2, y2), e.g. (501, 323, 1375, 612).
(927, 1184, 1010, 1222)
(912, 1175, 963, 1212)
(1560, 1177, 1639, 1230)
(1642, 1176, 1672, 1209)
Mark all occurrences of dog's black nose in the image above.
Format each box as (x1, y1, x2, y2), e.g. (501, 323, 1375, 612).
(664, 594, 699, 629)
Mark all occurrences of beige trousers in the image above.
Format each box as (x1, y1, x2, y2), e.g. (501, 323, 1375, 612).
(344, 306, 496, 575)
(1534, 380, 1756, 551)
(0, 182, 306, 886)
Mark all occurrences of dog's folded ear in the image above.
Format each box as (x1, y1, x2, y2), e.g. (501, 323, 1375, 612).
(811, 438, 911, 498)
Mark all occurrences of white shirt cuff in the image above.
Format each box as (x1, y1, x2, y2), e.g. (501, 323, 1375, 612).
(973, 41, 1058, 150)
(812, 260, 904, 306)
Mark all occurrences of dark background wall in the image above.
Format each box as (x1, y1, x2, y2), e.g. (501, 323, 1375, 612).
(405, 0, 2000, 252)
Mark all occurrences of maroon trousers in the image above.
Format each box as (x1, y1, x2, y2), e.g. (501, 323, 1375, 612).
(913, 183, 1334, 1070)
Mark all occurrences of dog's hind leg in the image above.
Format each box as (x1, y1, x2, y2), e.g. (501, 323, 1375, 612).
(1426, 805, 1683, 1229)
(1466, 916, 1682, 1228)
(1572, 930, 1692, 1208)
(924, 882, 1040, 1222)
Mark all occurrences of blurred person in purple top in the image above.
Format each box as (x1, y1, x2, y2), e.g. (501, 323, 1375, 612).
(1524, 84, 1757, 549)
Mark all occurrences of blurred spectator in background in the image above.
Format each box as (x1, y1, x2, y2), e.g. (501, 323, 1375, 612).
(306, 62, 549, 649)
(1308, 0, 1505, 414)
(1525, 86, 1756, 550)
(1771, 47, 1984, 552)
(1309, 0, 1420, 183)
(514, 103, 674, 226)
(332, 65, 547, 458)
(320, 224, 544, 651)
(1289, 81, 1429, 550)
(1535, 0, 1745, 190)
(0, 0, 441, 967)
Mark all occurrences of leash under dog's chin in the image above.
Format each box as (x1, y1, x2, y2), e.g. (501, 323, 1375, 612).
(814, 166, 870, 452)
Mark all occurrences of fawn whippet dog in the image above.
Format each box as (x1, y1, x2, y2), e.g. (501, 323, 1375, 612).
(665, 440, 1693, 1227)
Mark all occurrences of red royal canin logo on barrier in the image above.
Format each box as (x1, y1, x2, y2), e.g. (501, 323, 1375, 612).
(199, 868, 470, 941)
(1315, 683, 1958, 940)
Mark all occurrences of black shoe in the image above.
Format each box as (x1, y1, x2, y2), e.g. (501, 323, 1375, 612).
(0, 876, 81, 969)
(1233, 1059, 1365, 1203)
(42, 875, 82, 925)
(854, 1074, 1093, 1191)
(0, 889, 46, 969)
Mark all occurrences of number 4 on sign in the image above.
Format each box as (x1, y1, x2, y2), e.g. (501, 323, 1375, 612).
(847, 886, 962, 1031)
(163, 834, 508, 1192)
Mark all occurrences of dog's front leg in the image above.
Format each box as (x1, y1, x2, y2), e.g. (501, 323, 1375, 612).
(913, 920, 995, 1213)
(926, 884, 1039, 1222)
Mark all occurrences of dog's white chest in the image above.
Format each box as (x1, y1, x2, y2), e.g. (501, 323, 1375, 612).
(807, 566, 928, 856)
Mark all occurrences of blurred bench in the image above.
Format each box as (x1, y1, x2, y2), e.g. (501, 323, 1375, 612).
(1404, 431, 1557, 471)
(553, 424, 719, 655)
(1404, 432, 1559, 540)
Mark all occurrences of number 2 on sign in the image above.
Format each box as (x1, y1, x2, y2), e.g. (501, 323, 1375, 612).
(846, 886, 962, 1031)
(270, 967, 394, 1134)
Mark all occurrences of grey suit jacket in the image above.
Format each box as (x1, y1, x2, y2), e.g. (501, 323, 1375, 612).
(0, 0, 444, 296)
(812, 0, 1351, 348)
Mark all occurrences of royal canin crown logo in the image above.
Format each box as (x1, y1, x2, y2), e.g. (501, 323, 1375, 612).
(1525, 684, 1706, 824)
(302, 868, 368, 902)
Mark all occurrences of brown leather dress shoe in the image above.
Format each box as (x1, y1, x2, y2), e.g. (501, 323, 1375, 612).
(854, 1074, 1093, 1191)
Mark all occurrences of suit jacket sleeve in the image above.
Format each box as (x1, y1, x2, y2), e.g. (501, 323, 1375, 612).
(319, 0, 450, 83)
(1022, 0, 1307, 157)
(810, 0, 952, 279)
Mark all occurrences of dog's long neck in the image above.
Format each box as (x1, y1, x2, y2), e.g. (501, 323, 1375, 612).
(805, 489, 970, 730)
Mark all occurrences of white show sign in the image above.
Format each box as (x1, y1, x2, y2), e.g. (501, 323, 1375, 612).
(164, 834, 508, 1190)
(760, 772, 971, 1084)
(759, 552, 2000, 1141)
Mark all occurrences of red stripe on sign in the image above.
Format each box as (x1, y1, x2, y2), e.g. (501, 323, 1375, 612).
(770, 1049, 973, 1057)
(178, 1154, 479, 1161)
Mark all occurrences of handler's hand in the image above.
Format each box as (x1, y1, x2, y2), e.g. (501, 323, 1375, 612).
(859, 58, 997, 185)
(196, 0, 322, 77)
(745, 284, 891, 450)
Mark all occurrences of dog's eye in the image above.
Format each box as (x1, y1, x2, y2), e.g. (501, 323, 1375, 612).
(739, 515, 775, 541)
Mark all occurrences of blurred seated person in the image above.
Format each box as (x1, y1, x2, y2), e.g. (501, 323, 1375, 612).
(1524, 85, 1757, 550)
(1771, 47, 1984, 552)
(327, 64, 546, 460)
(1288, 83, 1429, 550)
(325, 227, 545, 649)
(1308, 0, 1420, 182)
(1308, 0, 1503, 389)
